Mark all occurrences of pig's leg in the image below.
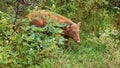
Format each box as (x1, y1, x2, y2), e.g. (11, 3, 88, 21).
(65, 38, 71, 48)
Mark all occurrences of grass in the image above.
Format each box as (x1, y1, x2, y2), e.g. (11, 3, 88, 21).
(0, 23, 119, 68)
(0, 0, 120, 68)
(35, 27, 119, 68)
(28, 33, 107, 68)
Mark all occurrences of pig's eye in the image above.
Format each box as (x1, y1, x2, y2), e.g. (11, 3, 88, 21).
(72, 31, 76, 33)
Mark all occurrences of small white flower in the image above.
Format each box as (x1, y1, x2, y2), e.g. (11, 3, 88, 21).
(52, 4, 55, 8)
(53, 38, 55, 41)
(35, 6, 38, 9)
(6, 40, 8, 43)
(30, 48, 33, 51)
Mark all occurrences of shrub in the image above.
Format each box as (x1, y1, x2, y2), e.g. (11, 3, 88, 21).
(0, 11, 66, 67)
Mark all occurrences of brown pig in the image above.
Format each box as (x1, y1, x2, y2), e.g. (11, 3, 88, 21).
(27, 10, 80, 46)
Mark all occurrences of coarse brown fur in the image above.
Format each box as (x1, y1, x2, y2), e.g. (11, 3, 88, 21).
(27, 10, 80, 47)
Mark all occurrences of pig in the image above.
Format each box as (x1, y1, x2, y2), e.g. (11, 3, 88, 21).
(27, 10, 80, 47)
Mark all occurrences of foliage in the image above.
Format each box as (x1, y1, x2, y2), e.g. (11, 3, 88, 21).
(0, 11, 65, 67)
(0, 0, 120, 68)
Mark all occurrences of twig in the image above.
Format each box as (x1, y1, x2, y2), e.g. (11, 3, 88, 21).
(13, 2, 19, 25)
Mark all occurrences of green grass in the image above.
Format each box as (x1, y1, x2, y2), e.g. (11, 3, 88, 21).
(0, 26, 119, 68)
(0, 0, 120, 68)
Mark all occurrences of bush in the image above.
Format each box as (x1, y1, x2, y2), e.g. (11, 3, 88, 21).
(0, 11, 66, 67)
(0, 0, 120, 67)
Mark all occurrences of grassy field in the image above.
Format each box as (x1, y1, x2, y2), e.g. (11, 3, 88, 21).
(0, 0, 120, 68)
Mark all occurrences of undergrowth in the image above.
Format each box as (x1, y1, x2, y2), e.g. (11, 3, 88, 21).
(0, 0, 120, 68)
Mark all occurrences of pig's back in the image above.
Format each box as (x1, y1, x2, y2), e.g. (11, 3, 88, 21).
(28, 10, 73, 25)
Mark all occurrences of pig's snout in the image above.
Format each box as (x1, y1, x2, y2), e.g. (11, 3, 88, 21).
(76, 40, 80, 43)
(73, 36, 80, 43)
(75, 38, 80, 43)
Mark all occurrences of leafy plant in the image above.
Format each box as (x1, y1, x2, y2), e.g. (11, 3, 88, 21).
(0, 0, 120, 68)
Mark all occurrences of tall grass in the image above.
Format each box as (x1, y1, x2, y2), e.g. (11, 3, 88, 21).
(0, 0, 120, 68)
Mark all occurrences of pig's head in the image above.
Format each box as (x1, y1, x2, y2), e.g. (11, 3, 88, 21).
(66, 22, 81, 43)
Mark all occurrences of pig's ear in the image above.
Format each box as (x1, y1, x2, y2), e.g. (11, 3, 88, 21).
(66, 24, 72, 30)
(78, 22, 81, 26)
